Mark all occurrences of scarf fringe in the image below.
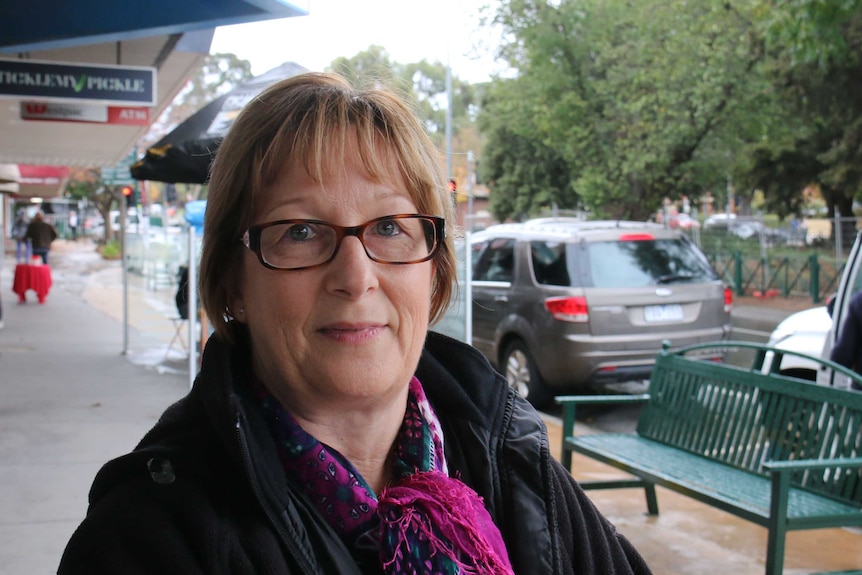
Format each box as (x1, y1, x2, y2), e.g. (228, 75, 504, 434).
(378, 471, 515, 574)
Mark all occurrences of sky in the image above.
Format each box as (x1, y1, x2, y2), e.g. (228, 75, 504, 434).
(210, 0, 505, 84)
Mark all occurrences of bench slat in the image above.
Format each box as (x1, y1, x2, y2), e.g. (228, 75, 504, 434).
(568, 434, 862, 528)
(638, 352, 862, 506)
(558, 341, 862, 575)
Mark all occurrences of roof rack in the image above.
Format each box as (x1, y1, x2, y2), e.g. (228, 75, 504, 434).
(472, 218, 666, 239)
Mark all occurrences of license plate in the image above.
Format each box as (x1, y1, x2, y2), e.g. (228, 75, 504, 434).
(644, 304, 684, 322)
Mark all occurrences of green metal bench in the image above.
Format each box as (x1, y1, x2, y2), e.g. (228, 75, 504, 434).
(557, 341, 862, 575)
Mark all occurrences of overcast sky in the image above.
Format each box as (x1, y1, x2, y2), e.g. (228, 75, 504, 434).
(210, 0, 504, 83)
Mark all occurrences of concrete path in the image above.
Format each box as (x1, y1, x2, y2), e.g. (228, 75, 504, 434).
(0, 240, 189, 575)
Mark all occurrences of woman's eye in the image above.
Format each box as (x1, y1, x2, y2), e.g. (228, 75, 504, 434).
(286, 224, 314, 241)
(374, 219, 400, 237)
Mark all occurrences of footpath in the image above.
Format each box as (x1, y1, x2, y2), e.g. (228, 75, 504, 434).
(0, 239, 858, 575)
(0, 240, 189, 575)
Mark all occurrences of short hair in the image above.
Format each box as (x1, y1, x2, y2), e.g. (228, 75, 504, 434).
(199, 72, 457, 343)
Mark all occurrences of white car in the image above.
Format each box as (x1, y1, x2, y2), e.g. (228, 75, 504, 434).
(765, 306, 831, 380)
(764, 228, 862, 388)
(703, 212, 736, 230)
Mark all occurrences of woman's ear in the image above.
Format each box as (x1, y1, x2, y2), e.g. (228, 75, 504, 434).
(230, 296, 247, 323)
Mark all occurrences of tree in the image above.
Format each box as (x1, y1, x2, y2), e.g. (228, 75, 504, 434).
(140, 53, 253, 150)
(482, 0, 779, 220)
(478, 74, 577, 220)
(328, 46, 482, 181)
(747, 0, 862, 233)
(64, 167, 135, 243)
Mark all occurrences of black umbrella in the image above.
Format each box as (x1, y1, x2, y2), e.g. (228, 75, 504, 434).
(131, 61, 308, 184)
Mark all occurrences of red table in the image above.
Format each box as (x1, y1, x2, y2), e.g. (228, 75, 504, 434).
(12, 264, 53, 304)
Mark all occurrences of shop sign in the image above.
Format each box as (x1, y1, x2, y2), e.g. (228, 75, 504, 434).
(21, 101, 150, 125)
(0, 59, 156, 105)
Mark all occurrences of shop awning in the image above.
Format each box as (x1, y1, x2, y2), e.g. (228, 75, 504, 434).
(0, 1, 308, 171)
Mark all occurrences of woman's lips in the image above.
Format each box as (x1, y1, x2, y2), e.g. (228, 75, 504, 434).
(318, 323, 385, 343)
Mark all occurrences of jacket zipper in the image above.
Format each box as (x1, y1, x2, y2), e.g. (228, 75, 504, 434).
(235, 416, 317, 574)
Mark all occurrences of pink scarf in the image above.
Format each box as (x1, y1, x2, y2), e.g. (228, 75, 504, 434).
(253, 376, 515, 574)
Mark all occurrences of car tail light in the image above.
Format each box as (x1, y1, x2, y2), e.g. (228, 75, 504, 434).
(724, 287, 733, 313)
(619, 233, 654, 241)
(545, 296, 589, 322)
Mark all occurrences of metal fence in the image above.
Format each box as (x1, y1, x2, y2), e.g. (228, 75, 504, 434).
(696, 215, 861, 303)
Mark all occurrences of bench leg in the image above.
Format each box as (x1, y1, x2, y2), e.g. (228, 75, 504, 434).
(578, 479, 660, 515)
(644, 482, 659, 516)
(766, 471, 790, 575)
(765, 522, 787, 575)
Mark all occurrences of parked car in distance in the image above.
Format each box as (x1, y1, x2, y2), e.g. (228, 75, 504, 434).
(110, 209, 140, 233)
(703, 212, 736, 230)
(667, 212, 700, 230)
(764, 228, 862, 388)
(704, 214, 795, 246)
(468, 218, 733, 406)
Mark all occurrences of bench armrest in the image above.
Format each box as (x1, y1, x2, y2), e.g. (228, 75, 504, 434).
(763, 457, 862, 522)
(556, 394, 650, 467)
(763, 456, 862, 473)
(556, 393, 651, 406)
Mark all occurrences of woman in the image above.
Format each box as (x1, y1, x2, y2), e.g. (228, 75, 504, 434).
(59, 73, 652, 574)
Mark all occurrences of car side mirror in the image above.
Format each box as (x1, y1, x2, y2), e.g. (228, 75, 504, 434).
(826, 293, 837, 318)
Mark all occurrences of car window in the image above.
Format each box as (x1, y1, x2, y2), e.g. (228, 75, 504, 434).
(531, 241, 572, 286)
(474, 238, 515, 282)
(854, 267, 862, 293)
(584, 238, 717, 288)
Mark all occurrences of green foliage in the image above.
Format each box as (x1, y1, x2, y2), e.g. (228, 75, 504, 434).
(742, 0, 862, 220)
(479, 76, 577, 220)
(481, 0, 778, 221)
(472, 0, 862, 227)
(188, 53, 253, 108)
(759, 0, 862, 66)
(141, 53, 253, 150)
(64, 167, 102, 201)
(327, 46, 481, 174)
(100, 240, 121, 260)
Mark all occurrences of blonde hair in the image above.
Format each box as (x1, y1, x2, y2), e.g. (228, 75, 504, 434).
(199, 72, 457, 343)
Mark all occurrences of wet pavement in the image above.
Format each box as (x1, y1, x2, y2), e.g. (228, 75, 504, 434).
(0, 239, 859, 574)
(544, 423, 862, 575)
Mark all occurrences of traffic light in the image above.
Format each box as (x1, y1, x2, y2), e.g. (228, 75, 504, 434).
(120, 184, 139, 205)
(448, 179, 457, 193)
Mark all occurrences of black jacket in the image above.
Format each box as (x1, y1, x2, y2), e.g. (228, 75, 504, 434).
(59, 328, 652, 574)
(24, 218, 57, 250)
(831, 290, 862, 391)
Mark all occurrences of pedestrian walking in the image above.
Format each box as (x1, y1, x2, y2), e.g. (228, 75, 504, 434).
(24, 211, 58, 265)
(68, 209, 78, 240)
(11, 210, 29, 263)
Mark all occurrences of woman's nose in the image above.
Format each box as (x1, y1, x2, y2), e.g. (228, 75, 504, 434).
(325, 235, 379, 297)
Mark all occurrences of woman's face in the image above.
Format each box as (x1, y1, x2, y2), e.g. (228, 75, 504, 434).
(234, 142, 434, 415)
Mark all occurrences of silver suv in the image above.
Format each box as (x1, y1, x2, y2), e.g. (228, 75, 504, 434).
(469, 218, 732, 406)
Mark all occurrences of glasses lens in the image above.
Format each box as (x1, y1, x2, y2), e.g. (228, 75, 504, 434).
(363, 216, 437, 263)
(252, 215, 440, 270)
(259, 221, 336, 269)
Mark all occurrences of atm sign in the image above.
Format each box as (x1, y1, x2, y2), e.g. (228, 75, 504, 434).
(21, 101, 150, 125)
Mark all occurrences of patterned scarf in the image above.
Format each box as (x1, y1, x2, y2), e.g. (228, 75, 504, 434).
(253, 376, 515, 574)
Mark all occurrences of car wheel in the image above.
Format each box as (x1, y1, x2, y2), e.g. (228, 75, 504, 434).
(502, 340, 551, 407)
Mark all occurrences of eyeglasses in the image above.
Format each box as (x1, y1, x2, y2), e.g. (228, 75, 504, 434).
(241, 214, 445, 271)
